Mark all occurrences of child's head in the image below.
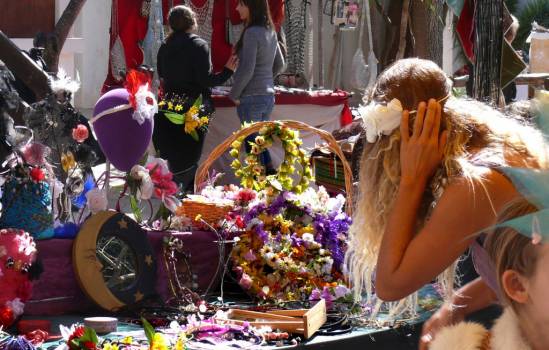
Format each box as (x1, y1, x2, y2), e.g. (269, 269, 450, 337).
(485, 198, 548, 314)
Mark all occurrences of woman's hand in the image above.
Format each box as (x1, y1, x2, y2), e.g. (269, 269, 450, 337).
(225, 54, 239, 72)
(233, 99, 241, 106)
(400, 98, 447, 187)
(419, 302, 465, 350)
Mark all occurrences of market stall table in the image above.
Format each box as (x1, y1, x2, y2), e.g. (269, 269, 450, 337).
(200, 89, 352, 184)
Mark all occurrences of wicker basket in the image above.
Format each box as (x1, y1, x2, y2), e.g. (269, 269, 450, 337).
(176, 199, 233, 225)
(195, 120, 354, 216)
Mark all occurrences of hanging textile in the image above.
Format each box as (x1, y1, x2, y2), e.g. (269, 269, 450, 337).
(110, 0, 127, 83)
(143, 0, 165, 92)
(102, 0, 148, 93)
(186, 0, 214, 45)
(283, 0, 309, 75)
(472, 0, 503, 104)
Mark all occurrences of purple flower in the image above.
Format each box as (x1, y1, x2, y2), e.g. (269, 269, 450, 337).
(321, 286, 335, 309)
(334, 285, 351, 299)
(309, 288, 322, 302)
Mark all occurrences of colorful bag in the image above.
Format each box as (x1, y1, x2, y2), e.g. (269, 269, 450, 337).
(0, 178, 54, 240)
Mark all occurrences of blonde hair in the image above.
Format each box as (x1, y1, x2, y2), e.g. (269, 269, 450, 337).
(345, 58, 548, 318)
(485, 199, 540, 310)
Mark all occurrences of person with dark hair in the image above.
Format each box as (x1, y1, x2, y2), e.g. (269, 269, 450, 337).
(154, 5, 238, 190)
(229, 0, 285, 174)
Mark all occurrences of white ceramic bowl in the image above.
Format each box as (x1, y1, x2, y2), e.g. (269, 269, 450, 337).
(84, 317, 118, 334)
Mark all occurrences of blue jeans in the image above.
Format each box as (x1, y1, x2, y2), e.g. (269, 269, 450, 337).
(236, 94, 275, 167)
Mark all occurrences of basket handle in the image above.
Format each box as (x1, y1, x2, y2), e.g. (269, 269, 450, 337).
(195, 120, 354, 216)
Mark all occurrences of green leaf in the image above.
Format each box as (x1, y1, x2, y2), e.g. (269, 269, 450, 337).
(164, 112, 185, 125)
(193, 94, 203, 109)
(190, 130, 199, 141)
(129, 195, 143, 223)
(87, 327, 98, 344)
(142, 317, 155, 344)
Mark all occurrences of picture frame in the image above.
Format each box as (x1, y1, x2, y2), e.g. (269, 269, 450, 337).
(331, 0, 360, 28)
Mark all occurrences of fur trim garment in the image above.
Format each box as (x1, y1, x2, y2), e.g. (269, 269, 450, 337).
(430, 308, 532, 350)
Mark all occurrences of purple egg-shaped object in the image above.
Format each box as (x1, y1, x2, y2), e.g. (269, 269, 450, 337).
(92, 88, 153, 172)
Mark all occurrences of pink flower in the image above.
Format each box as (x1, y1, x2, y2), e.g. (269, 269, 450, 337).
(21, 143, 50, 167)
(72, 124, 89, 143)
(243, 249, 256, 262)
(239, 273, 253, 290)
(85, 188, 108, 214)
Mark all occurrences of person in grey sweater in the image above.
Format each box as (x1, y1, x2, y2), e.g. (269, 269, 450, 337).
(230, 0, 285, 173)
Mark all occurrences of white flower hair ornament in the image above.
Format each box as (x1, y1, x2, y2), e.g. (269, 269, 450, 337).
(358, 94, 451, 143)
(358, 98, 403, 143)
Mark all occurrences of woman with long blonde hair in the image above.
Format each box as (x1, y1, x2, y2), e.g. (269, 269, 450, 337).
(344, 58, 548, 332)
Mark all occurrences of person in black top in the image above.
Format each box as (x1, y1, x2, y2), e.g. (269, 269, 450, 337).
(154, 5, 238, 191)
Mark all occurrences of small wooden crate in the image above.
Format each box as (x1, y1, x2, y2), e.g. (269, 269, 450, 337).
(222, 299, 327, 339)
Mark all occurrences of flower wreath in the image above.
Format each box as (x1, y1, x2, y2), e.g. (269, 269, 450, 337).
(230, 123, 314, 194)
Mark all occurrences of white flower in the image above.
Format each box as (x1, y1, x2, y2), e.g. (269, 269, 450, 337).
(130, 165, 154, 200)
(359, 98, 403, 143)
(86, 188, 108, 214)
(6, 298, 25, 317)
(326, 194, 346, 215)
(133, 83, 158, 125)
(302, 233, 314, 242)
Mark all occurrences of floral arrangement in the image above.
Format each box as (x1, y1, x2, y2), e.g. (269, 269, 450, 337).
(230, 187, 352, 303)
(57, 316, 264, 350)
(172, 183, 256, 231)
(229, 122, 314, 194)
(158, 95, 211, 141)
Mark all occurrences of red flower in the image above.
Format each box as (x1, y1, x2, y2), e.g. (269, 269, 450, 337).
(0, 306, 14, 328)
(72, 124, 89, 143)
(82, 341, 97, 350)
(236, 188, 256, 202)
(147, 164, 178, 198)
(235, 216, 245, 229)
(30, 167, 45, 182)
(24, 330, 49, 346)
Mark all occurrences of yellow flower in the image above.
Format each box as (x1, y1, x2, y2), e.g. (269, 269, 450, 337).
(186, 106, 199, 118)
(175, 333, 187, 350)
(231, 140, 242, 149)
(151, 333, 168, 350)
(175, 104, 183, 111)
(167, 101, 174, 110)
(158, 101, 166, 107)
(102, 343, 119, 350)
(121, 336, 133, 345)
(200, 116, 209, 125)
(251, 144, 261, 155)
(195, 214, 202, 222)
(231, 159, 241, 169)
(184, 119, 199, 134)
(230, 148, 239, 158)
(254, 136, 265, 145)
(61, 151, 76, 172)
